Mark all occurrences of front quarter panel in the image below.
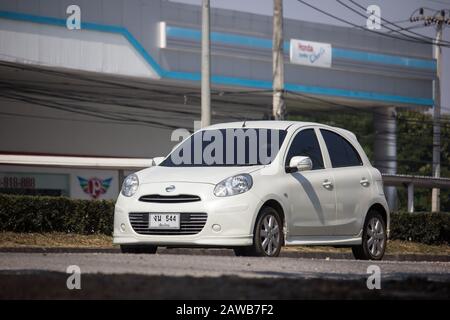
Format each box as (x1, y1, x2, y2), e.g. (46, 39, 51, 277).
(248, 170, 291, 235)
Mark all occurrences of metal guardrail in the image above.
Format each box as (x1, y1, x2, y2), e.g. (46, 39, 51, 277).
(382, 174, 450, 213)
(382, 174, 450, 189)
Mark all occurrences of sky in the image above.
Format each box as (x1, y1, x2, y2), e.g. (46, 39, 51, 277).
(170, 0, 450, 113)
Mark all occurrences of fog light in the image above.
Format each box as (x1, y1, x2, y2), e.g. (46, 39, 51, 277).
(120, 223, 126, 232)
(212, 224, 221, 232)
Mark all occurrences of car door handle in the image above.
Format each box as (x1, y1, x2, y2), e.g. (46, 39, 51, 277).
(360, 178, 370, 187)
(322, 179, 333, 189)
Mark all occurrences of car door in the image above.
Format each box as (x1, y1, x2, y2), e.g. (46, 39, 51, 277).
(319, 129, 372, 236)
(285, 128, 337, 236)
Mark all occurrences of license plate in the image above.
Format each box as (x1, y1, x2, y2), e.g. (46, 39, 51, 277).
(149, 213, 180, 229)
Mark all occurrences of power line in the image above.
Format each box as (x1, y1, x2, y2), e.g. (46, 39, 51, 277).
(0, 80, 266, 124)
(0, 111, 160, 127)
(346, 0, 450, 45)
(339, 0, 442, 44)
(426, 0, 450, 6)
(285, 90, 450, 128)
(296, 0, 450, 47)
(3, 57, 450, 132)
(0, 60, 274, 113)
(386, 24, 429, 34)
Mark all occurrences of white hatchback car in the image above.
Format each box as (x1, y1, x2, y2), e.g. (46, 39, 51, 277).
(114, 121, 389, 260)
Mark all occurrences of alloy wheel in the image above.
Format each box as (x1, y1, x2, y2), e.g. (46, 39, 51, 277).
(260, 214, 281, 256)
(366, 217, 385, 258)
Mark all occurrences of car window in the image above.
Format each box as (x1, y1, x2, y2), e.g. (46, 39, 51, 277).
(320, 129, 362, 168)
(285, 129, 324, 170)
(160, 128, 287, 167)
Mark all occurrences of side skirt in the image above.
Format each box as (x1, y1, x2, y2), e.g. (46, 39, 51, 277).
(285, 235, 362, 246)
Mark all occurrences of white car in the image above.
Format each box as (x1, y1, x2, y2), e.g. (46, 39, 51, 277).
(114, 121, 389, 260)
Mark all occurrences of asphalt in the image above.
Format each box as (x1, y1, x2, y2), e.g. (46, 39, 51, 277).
(1, 251, 449, 280)
(0, 251, 449, 299)
(1, 247, 448, 262)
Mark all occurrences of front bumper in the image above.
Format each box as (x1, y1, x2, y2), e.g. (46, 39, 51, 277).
(113, 182, 261, 247)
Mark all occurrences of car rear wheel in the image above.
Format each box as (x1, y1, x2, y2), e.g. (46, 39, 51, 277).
(233, 206, 283, 257)
(120, 245, 158, 254)
(352, 211, 387, 260)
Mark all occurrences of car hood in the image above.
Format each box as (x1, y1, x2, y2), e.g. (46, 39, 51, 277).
(137, 165, 264, 185)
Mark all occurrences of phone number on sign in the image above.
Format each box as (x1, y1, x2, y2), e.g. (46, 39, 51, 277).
(0, 176, 36, 189)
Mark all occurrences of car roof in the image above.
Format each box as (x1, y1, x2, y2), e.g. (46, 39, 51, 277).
(205, 120, 317, 130)
(205, 120, 358, 142)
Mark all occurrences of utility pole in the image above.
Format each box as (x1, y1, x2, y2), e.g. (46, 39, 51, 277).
(432, 22, 443, 212)
(410, 8, 448, 212)
(272, 0, 285, 120)
(201, 0, 211, 127)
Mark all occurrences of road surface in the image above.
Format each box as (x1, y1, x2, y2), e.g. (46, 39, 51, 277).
(0, 250, 449, 299)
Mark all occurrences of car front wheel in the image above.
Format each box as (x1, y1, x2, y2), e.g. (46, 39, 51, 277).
(234, 206, 283, 257)
(352, 211, 387, 260)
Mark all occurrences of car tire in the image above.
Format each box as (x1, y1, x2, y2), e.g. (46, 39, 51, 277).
(120, 245, 158, 254)
(233, 206, 283, 257)
(352, 210, 387, 260)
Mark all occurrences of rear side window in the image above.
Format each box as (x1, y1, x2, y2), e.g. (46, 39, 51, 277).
(285, 129, 324, 170)
(320, 130, 362, 168)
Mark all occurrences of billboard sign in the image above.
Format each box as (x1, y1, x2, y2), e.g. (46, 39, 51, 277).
(289, 39, 332, 68)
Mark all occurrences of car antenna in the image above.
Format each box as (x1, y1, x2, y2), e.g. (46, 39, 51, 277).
(242, 120, 246, 128)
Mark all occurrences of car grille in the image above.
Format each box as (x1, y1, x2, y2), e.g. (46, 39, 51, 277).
(138, 194, 201, 203)
(128, 212, 207, 235)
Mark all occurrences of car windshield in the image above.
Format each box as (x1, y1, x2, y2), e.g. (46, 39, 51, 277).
(160, 128, 287, 167)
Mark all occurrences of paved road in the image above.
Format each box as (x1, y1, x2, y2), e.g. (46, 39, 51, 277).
(1, 251, 449, 281)
(0, 251, 449, 299)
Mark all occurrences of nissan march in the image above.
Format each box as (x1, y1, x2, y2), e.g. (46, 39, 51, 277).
(114, 121, 389, 260)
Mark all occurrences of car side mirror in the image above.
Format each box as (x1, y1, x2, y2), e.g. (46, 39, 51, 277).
(152, 157, 165, 166)
(287, 156, 313, 173)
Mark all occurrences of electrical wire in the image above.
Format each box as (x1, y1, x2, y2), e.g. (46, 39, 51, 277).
(285, 90, 450, 128)
(338, 0, 447, 45)
(347, 0, 450, 45)
(296, 0, 450, 47)
(386, 24, 429, 34)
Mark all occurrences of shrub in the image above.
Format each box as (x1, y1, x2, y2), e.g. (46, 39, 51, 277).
(0, 194, 114, 235)
(0, 194, 449, 244)
(390, 212, 449, 245)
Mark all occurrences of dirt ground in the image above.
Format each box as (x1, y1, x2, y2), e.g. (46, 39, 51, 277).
(0, 232, 448, 256)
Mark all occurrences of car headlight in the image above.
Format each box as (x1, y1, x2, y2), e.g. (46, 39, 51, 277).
(121, 174, 139, 197)
(214, 174, 253, 197)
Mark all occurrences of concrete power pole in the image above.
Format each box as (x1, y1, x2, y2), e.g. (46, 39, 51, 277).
(432, 23, 443, 212)
(272, 0, 285, 120)
(410, 8, 448, 212)
(201, 0, 211, 128)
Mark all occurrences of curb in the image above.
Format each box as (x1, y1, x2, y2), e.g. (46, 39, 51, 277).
(0, 247, 448, 262)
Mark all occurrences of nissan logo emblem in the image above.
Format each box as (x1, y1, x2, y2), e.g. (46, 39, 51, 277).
(165, 185, 176, 192)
